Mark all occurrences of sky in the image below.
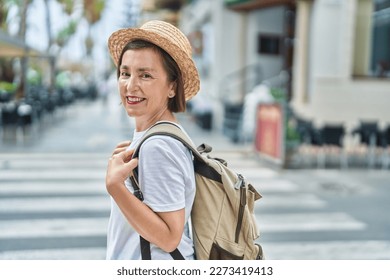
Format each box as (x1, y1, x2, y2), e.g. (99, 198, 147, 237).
(7, 0, 139, 75)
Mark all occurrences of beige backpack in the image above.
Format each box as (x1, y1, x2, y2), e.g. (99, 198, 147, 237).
(131, 122, 264, 260)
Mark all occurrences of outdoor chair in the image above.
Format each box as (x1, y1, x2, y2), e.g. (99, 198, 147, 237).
(316, 125, 347, 169)
(298, 118, 323, 146)
(223, 103, 243, 143)
(352, 121, 381, 168)
(379, 125, 390, 169)
(295, 117, 323, 167)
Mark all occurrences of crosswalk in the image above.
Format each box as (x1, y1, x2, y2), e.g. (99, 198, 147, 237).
(0, 153, 109, 260)
(1, 152, 389, 260)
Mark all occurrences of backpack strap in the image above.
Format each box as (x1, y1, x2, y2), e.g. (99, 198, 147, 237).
(132, 121, 204, 163)
(130, 172, 185, 260)
(132, 122, 222, 183)
(131, 122, 194, 260)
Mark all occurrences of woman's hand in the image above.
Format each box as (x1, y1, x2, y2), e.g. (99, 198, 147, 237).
(105, 147, 184, 253)
(112, 140, 131, 156)
(106, 149, 138, 194)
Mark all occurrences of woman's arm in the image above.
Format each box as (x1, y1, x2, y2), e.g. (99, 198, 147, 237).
(106, 149, 184, 252)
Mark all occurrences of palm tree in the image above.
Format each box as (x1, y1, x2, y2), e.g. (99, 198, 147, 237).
(9, 0, 32, 99)
(0, 1, 9, 30)
(0, 1, 14, 88)
(1, 0, 106, 98)
(83, 0, 105, 55)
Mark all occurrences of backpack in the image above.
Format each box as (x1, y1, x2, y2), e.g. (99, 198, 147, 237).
(130, 122, 264, 260)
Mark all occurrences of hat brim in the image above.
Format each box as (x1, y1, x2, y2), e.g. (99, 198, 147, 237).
(108, 28, 200, 101)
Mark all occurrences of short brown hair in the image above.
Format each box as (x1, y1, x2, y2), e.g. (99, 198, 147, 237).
(117, 40, 186, 113)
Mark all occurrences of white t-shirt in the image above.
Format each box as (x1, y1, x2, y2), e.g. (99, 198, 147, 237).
(106, 123, 196, 260)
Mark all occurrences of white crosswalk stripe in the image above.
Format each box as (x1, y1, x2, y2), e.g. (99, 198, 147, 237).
(0, 197, 110, 213)
(261, 240, 390, 260)
(257, 193, 327, 209)
(0, 218, 108, 239)
(0, 182, 106, 195)
(0, 170, 104, 180)
(0, 248, 106, 260)
(257, 212, 366, 232)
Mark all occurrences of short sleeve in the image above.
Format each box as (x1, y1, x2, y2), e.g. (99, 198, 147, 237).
(138, 136, 189, 212)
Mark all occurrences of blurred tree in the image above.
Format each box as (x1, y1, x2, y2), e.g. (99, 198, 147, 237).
(84, 0, 105, 24)
(0, 1, 10, 30)
(0, 1, 14, 87)
(1, 0, 106, 97)
(58, 0, 74, 15)
(55, 20, 78, 47)
(13, 0, 32, 99)
(55, 0, 78, 47)
(83, 0, 105, 55)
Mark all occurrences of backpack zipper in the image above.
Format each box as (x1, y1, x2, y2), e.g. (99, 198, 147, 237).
(234, 173, 244, 189)
(235, 174, 246, 243)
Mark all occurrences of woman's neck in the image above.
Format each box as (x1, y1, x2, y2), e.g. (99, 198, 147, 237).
(135, 110, 177, 132)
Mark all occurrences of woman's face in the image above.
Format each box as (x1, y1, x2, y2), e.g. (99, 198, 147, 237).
(118, 48, 175, 129)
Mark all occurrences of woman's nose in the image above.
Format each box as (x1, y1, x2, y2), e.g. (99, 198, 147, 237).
(125, 76, 138, 91)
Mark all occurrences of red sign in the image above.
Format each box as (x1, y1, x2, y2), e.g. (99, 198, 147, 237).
(255, 104, 283, 160)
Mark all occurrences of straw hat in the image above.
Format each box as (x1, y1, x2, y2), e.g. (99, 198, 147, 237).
(108, 20, 200, 101)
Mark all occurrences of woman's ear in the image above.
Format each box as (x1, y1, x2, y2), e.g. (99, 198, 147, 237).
(168, 81, 177, 98)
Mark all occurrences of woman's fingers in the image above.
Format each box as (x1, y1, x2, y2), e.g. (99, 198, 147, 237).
(125, 158, 139, 171)
(112, 141, 131, 155)
(117, 140, 131, 148)
(113, 147, 127, 155)
(109, 149, 134, 162)
(123, 149, 136, 161)
(106, 150, 138, 190)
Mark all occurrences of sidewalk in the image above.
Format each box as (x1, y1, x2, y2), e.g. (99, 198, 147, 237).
(0, 96, 249, 155)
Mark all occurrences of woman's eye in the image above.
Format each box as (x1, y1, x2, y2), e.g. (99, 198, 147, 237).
(120, 72, 130, 77)
(141, 73, 152, 79)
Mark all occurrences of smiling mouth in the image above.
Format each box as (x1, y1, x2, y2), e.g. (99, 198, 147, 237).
(126, 96, 145, 104)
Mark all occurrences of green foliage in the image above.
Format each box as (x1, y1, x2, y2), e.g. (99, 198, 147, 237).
(55, 71, 70, 88)
(58, 0, 75, 15)
(56, 20, 78, 47)
(286, 119, 300, 141)
(270, 87, 286, 102)
(0, 81, 17, 93)
(84, 0, 105, 24)
(27, 68, 42, 85)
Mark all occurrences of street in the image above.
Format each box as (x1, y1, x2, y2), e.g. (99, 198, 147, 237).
(0, 98, 390, 260)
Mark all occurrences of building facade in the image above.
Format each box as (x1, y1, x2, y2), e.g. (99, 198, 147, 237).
(292, 0, 390, 133)
(139, 0, 390, 138)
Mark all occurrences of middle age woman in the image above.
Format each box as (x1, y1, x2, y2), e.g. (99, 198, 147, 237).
(105, 20, 200, 260)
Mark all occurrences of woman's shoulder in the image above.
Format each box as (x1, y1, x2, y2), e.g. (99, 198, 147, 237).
(141, 133, 188, 156)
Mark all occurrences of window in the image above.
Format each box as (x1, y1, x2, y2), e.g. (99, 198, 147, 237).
(258, 34, 281, 55)
(353, 0, 390, 78)
(371, 0, 390, 77)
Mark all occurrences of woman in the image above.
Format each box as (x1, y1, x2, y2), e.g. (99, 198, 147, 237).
(105, 20, 200, 260)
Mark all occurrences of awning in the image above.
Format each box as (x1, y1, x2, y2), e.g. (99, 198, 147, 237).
(225, 0, 296, 11)
(0, 31, 43, 57)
